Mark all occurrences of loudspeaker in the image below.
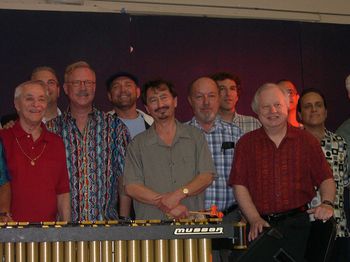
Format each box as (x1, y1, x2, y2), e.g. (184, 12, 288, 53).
(237, 227, 296, 262)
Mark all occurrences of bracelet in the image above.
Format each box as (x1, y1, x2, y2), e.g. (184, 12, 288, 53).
(322, 200, 334, 208)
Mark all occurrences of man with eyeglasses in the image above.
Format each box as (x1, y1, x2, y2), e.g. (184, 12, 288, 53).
(46, 61, 131, 222)
(277, 79, 302, 128)
(0, 66, 61, 128)
(211, 72, 261, 134)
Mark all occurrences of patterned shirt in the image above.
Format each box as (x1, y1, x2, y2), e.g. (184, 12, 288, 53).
(46, 107, 130, 221)
(187, 117, 243, 211)
(310, 129, 349, 237)
(229, 126, 333, 215)
(232, 112, 261, 134)
(0, 141, 9, 186)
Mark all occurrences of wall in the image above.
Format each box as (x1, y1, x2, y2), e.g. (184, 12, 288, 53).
(0, 9, 349, 130)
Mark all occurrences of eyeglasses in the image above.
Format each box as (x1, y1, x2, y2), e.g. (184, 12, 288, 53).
(68, 80, 95, 88)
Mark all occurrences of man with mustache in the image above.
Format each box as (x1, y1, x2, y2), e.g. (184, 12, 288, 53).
(212, 72, 261, 134)
(229, 83, 335, 261)
(298, 88, 350, 261)
(187, 77, 243, 261)
(106, 72, 153, 138)
(123, 79, 215, 219)
(46, 61, 131, 222)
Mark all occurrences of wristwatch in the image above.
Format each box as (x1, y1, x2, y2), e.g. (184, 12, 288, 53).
(322, 200, 334, 208)
(182, 187, 189, 197)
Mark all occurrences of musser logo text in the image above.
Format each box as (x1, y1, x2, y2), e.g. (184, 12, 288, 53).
(174, 227, 224, 235)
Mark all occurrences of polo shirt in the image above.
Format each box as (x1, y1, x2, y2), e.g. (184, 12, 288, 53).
(229, 125, 333, 215)
(124, 120, 216, 219)
(0, 121, 70, 222)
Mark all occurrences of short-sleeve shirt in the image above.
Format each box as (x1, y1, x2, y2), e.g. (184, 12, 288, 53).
(310, 129, 349, 237)
(46, 107, 130, 221)
(229, 125, 333, 215)
(124, 120, 216, 219)
(0, 121, 70, 222)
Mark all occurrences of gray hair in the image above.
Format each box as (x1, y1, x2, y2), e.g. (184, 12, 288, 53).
(64, 61, 95, 83)
(251, 83, 290, 114)
(14, 80, 49, 100)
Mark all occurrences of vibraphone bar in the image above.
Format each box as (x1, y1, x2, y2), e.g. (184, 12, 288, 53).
(0, 219, 247, 262)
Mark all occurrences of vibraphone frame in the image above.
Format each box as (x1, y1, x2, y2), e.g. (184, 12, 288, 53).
(0, 219, 246, 262)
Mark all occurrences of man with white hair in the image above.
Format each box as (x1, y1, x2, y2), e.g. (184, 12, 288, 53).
(229, 83, 336, 261)
(0, 80, 70, 222)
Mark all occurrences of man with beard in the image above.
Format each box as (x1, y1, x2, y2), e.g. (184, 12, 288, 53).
(277, 79, 302, 128)
(229, 83, 335, 261)
(123, 79, 216, 219)
(46, 61, 131, 222)
(187, 77, 243, 262)
(106, 72, 153, 138)
(187, 77, 242, 216)
(212, 72, 261, 134)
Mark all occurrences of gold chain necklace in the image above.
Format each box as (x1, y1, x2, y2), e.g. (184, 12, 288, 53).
(15, 137, 47, 166)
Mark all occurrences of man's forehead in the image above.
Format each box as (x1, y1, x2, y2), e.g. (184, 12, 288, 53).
(113, 76, 136, 85)
(22, 84, 46, 95)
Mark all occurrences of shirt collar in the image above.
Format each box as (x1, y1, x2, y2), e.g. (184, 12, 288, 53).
(12, 121, 50, 142)
(189, 116, 224, 133)
(258, 123, 299, 140)
(145, 119, 191, 146)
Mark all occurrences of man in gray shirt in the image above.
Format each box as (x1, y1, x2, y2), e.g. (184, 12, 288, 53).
(124, 79, 216, 219)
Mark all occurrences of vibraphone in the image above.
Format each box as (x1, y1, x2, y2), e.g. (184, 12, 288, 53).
(0, 219, 246, 262)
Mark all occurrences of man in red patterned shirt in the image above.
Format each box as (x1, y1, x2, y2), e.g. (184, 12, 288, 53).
(229, 83, 335, 260)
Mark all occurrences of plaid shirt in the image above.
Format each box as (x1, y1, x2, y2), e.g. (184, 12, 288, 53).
(232, 112, 261, 134)
(187, 117, 243, 211)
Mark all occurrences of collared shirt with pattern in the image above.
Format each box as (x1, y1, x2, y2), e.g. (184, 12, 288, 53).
(310, 129, 349, 237)
(229, 125, 333, 215)
(232, 112, 261, 134)
(46, 107, 130, 222)
(187, 117, 243, 211)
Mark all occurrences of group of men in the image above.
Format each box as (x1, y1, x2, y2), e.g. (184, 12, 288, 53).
(0, 61, 348, 261)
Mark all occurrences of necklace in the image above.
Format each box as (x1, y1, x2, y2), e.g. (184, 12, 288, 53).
(15, 137, 47, 166)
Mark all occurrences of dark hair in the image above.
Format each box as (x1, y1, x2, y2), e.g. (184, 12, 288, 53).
(297, 88, 328, 113)
(106, 71, 139, 92)
(211, 72, 241, 95)
(141, 79, 177, 105)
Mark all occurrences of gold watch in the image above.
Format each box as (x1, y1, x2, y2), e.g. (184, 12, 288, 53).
(182, 187, 189, 197)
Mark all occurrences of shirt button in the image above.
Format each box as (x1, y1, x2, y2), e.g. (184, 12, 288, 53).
(27, 135, 31, 138)
(32, 147, 34, 150)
